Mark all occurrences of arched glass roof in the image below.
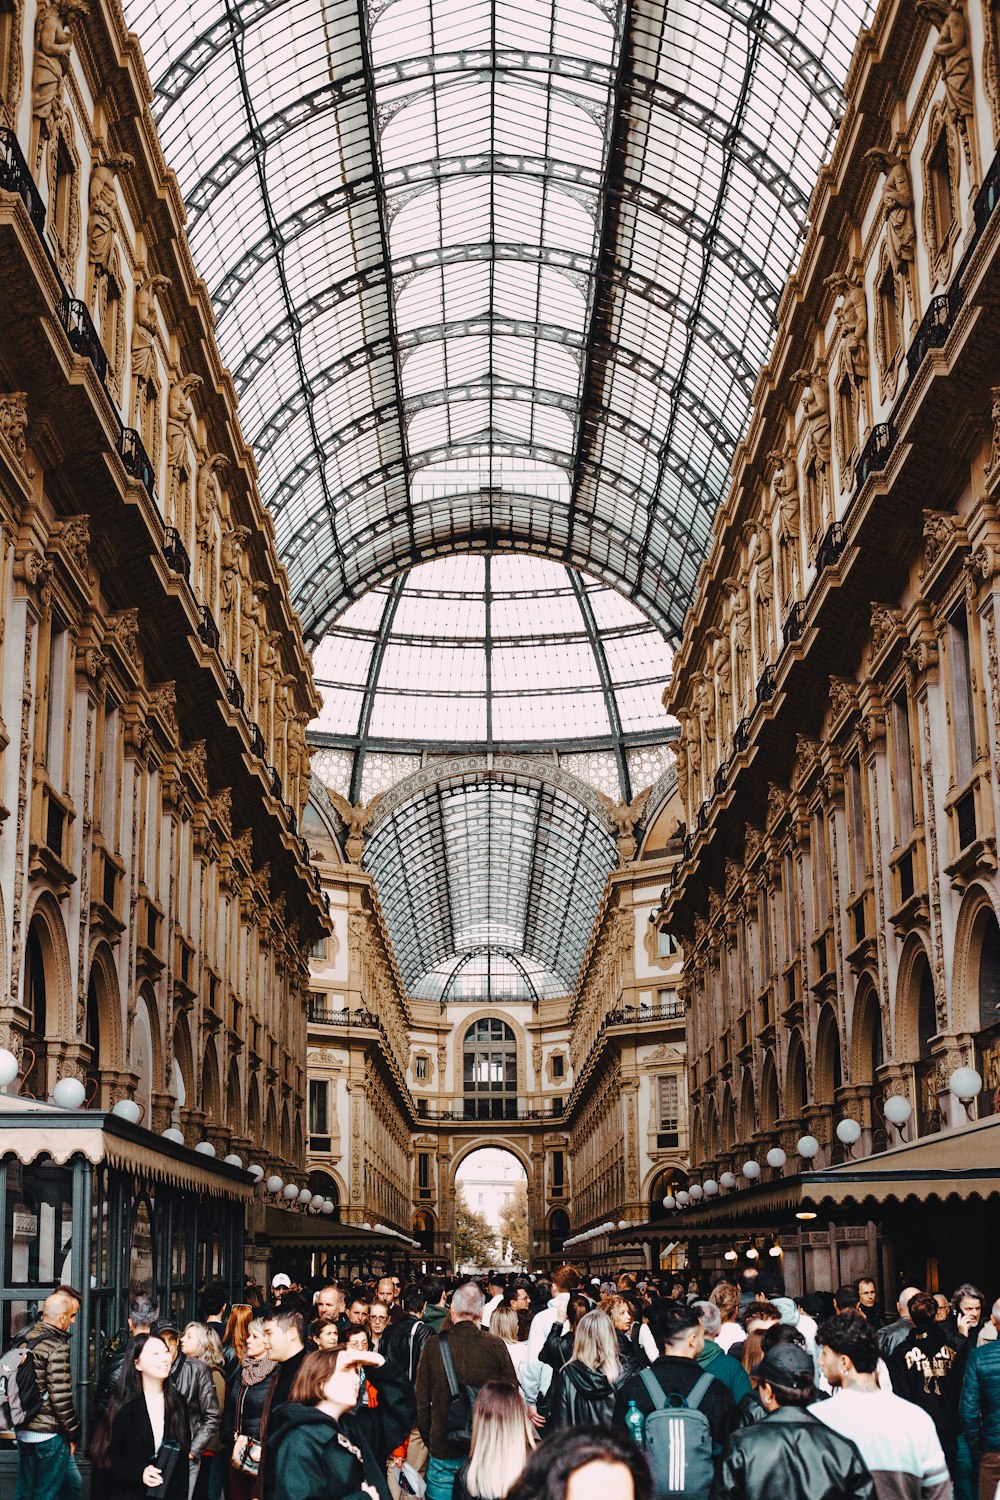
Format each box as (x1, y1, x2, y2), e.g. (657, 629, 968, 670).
(123, 0, 875, 641)
(310, 553, 675, 803)
(362, 767, 619, 998)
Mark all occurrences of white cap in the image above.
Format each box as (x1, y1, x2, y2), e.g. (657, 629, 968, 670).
(271, 1273, 291, 1289)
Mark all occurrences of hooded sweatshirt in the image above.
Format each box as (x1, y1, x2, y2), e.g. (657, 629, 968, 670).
(266, 1359, 414, 1500)
(422, 1302, 448, 1334)
(697, 1338, 753, 1404)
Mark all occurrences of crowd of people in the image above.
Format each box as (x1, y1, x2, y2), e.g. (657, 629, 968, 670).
(10, 1266, 1000, 1500)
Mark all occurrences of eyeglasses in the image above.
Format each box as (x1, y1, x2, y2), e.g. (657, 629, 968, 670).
(370, 1313, 389, 1323)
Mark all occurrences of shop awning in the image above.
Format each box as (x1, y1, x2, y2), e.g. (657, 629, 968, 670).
(0, 1096, 254, 1200)
(615, 1113, 1000, 1239)
(260, 1205, 419, 1251)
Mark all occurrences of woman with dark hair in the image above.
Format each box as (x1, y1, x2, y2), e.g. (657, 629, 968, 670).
(507, 1426, 651, 1500)
(90, 1332, 191, 1499)
(539, 1296, 590, 1374)
(738, 1325, 807, 1427)
(268, 1345, 415, 1500)
(454, 1382, 536, 1500)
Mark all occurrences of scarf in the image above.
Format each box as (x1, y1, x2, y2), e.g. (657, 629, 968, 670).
(243, 1351, 277, 1386)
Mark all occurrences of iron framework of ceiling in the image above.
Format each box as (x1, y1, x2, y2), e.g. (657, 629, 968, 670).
(123, 0, 875, 642)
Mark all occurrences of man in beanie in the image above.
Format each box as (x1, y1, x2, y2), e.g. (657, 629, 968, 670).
(713, 1343, 876, 1500)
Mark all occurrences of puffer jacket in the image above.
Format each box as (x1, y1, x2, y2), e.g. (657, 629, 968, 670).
(16, 1320, 79, 1442)
(549, 1361, 618, 1428)
(171, 1350, 222, 1458)
(960, 1340, 1000, 1461)
(712, 1406, 876, 1500)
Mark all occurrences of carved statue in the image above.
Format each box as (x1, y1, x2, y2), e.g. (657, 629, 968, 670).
(131, 273, 170, 387)
(792, 369, 831, 469)
(769, 449, 800, 545)
(32, 1, 86, 132)
(919, 0, 975, 142)
(989, 385, 1000, 474)
(729, 583, 752, 701)
(865, 148, 916, 278)
(241, 581, 268, 692)
(755, 523, 774, 615)
(326, 787, 372, 864)
(600, 787, 652, 865)
(695, 672, 716, 744)
(825, 271, 868, 383)
(87, 151, 133, 271)
(166, 374, 201, 479)
(674, 734, 689, 815)
(715, 642, 732, 736)
(0, 393, 30, 469)
(195, 450, 226, 594)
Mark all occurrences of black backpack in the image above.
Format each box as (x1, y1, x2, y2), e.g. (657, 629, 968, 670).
(438, 1334, 479, 1453)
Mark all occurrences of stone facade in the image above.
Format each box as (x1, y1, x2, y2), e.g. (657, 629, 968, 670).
(0, 0, 327, 1165)
(661, 0, 1000, 1191)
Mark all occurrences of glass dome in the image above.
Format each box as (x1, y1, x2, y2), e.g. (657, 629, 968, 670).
(311, 553, 676, 802)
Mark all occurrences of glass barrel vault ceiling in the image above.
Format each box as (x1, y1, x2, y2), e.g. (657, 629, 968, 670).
(310, 554, 676, 805)
(122, 0, 876, 642)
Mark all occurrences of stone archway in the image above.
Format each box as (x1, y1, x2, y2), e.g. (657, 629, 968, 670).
(452, 1144, 531, 1269)
(21, 894, 73, 1097)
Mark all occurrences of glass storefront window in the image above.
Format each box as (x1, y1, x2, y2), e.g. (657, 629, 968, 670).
(3, 1159, 74, 1288)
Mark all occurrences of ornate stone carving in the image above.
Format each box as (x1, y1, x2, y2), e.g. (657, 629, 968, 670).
(728, 580, 752, 705)
(87, 150, 133, 272)
(326, 789, 375, 864)
(793, 368, 832, 469)
(918, 0, 976, 159)
(195, 450, 227, 588)
(0, 393, 32, 474)
(166, 374, 201, 513)
(766, 781, 788, 829)
(601, 786, 652, 864)
(987, 387, 1000, 476)
(104, 607, 140, 667)
(131, 273, 170, 389)
(182, 740, 207, 787)
(31, 0, 86, 136)
(824, 271, 869, 383)
(149, 681, 178, 738)
(828, 676, 857, 722)
(49, 514, 90, 572)
(870, 604, 902, 657)
(923, 508, 959, 565)
(864, 148, 916, 280)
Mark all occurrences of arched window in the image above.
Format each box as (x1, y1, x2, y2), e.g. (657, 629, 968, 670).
(463, 1018, 517, 1120)
(23, 922, 47, 1098)
(976, 911, 1000, 1117)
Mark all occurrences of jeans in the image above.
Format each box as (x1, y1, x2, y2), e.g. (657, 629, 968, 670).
(15, 1435, 82, 1500)
(425, 1455, 464, 1500)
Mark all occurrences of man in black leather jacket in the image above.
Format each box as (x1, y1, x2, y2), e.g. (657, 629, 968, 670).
(382, 1284, 432, 1384)
(712, 1343, 876, 1500)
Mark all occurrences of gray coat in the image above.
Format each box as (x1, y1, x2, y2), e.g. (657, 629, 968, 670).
(171, 1351, 221, 1458)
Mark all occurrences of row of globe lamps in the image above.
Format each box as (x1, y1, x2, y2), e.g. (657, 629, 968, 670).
(662, 1067, 984, 1213)
(0, 1048, 336, 1218)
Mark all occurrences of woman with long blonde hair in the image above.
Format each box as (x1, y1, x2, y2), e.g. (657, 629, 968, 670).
(180, 1323, 226, 1498)
(549, 1308, 622, 1429)
(455, 1381, 537, 1500)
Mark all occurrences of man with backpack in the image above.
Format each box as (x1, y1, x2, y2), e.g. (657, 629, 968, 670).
(415, 1282, 515, 1500)
(612, 1301, 737, 1497)
(10, 1287, 82, 1500)
(713, 1342, 876, 1500)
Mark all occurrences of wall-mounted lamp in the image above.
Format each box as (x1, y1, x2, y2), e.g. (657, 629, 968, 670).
(882, 1094, 912, 1141)
(949, 1066, 983, 1119)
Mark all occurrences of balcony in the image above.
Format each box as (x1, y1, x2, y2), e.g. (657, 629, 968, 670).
(162, 526, 191, 580)
(755, 665, 776, 705)
(782, 601, 806, 645)
(815, 521, 846, 573)
(56, 293, 108, 386)
(906, 289, 962, 381)
(224, 669, 244, 711)
(854, 422, 893, 491)
(248, 723, 267, 761)
(118, 428, 156, 498)
(197, 605, 220, 651)
(733, 717, 750, 754)
(0, 127, 46, 238)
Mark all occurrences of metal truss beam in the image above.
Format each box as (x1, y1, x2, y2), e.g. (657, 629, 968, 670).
(348, 570, 407, 803)
(567, 568, 631, 803)
(308, 725, 676, 755)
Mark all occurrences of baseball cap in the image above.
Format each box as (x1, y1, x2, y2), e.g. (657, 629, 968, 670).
(750, 1342, 814, 1390)
(272, 1273, 291, 1290)
(151, 1315, 179, 1336)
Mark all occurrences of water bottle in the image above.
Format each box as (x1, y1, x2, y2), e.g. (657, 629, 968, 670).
(624, 1399, 645, 1446)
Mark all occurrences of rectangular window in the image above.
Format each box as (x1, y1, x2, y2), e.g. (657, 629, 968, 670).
(759, 891, 772, 984)
(950, 607, 977, 786)
(101, 703, 120, 846)
(812, 810, 829, 928)
(309, 937, 326, 961)
(552, 1150, 565, 1196)
(657, 927, 677, 958)
(892, 688, 915, 842)
(45, 621, 68, 786)
(847, 753, 866, 889)
(417, 1152, 431, 1193)
(551, 1054, 564, 1079)
(415, 1055, 428, 1081)
(657, 1075, 679, 1147)
(308, 1080, 330, 1150)
(783, 852, 797, 954)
